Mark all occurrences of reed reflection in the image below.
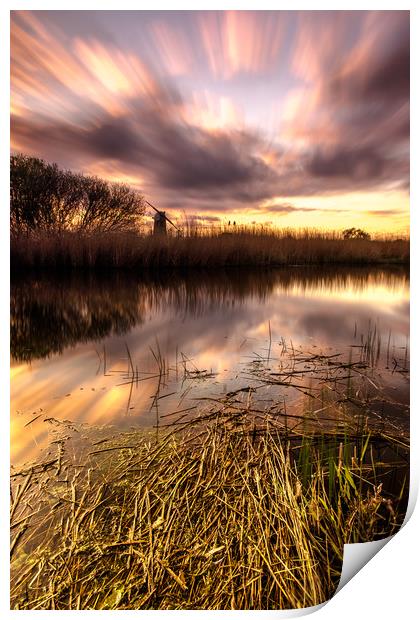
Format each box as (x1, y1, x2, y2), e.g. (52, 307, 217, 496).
(11, 267, 409, 465)
(11, 267, 409, 363)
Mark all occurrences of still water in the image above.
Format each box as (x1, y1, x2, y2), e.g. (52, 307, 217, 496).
(11, 267, 409, 465)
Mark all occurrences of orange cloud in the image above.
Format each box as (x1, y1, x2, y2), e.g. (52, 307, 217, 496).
(74, 39, 154, 98)
(150, 20, 194, 76)
(290, 12, 348, 83)
(199, 11, 284, 78)
(184, 91, 243, 131)
(12, 12, 95, 116)
(11, 11, 157, 122)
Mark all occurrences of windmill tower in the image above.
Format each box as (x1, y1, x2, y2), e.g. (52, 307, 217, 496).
(153, 210, 167, 235)
(146, 200, 180, 236)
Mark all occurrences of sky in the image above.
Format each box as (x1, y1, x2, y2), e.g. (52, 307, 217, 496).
(10, 10, 410, 233)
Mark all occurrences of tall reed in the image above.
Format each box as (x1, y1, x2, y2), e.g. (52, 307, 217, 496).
(10, 417, 407, 610)
(11, 229, 409, 271)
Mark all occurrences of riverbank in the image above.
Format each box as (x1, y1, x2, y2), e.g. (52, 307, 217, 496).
(11, 230, 409, 271)
(11, 336, 409, 610)
(10, 411, 408, 610)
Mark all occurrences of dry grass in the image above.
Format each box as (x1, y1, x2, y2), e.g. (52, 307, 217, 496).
(10, 412, 407, 610)
(10, 320, 409, 610)
(11, 228, 409, 271)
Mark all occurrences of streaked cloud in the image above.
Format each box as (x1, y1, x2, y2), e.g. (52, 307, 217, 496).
(10, 10, 409, 232)
(150, 20, 194, 76)
(198, 11, 285, 79)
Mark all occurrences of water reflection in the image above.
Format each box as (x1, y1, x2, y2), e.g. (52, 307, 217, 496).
(11, 267, 409, 363)
(11, 267, 409, 465)
(11, 275, 145, 362)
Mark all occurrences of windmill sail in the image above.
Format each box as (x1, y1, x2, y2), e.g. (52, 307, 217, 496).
(145, 200, 180, 234)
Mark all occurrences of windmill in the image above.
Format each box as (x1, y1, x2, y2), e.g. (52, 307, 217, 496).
(145, 200, 180, 236)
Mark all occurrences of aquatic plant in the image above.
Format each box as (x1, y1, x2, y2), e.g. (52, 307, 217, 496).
(11, 228, 409, 271)
(10, 406, 408, 610)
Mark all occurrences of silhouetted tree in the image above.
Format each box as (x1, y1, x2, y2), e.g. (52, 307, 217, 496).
(10, 154, 145, 235)
(342, 227, 371, 240)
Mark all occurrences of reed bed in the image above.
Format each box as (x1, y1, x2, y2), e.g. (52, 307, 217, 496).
(10, 407, 408, 610)
(11, 229, 409, 271)
(10, 328, 409, 610)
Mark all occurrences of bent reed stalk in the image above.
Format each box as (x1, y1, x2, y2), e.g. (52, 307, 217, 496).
(11, 229, 409, 270)
(10, 413, 407, 610)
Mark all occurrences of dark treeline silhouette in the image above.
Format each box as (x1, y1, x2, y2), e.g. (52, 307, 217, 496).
(11, 266, 408, 362)
(343, 227, 371, 240)
(10, 154, 145, 235)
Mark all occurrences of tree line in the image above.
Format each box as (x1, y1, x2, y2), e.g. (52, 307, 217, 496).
(10, 154, 145, 235)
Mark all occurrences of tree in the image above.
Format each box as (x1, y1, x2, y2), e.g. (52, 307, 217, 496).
(342, 227, 371, 240)
(10, 155, 69, 234)
(10, 154, 145, 235)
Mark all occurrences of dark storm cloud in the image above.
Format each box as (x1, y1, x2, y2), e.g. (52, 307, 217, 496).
(156, 134, 269, 190)
(365, 209, 406, 217)
(185, 214, 221, 223)
(258, 202, 356, 216)
(11, 82, 407, 206)
(87, 120, 144, 162)
(12, 100, 279, 203)
(307, 147, 385, 180)
(123, 109, 275, 191)
(292, 11, 409, 193)
(258, 202, 322, 214)
(330, 12, 409, 105)
(260, 203, 296, 214)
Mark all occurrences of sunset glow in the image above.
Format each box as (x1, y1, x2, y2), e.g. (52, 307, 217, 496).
(10, 10, 409, 233)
